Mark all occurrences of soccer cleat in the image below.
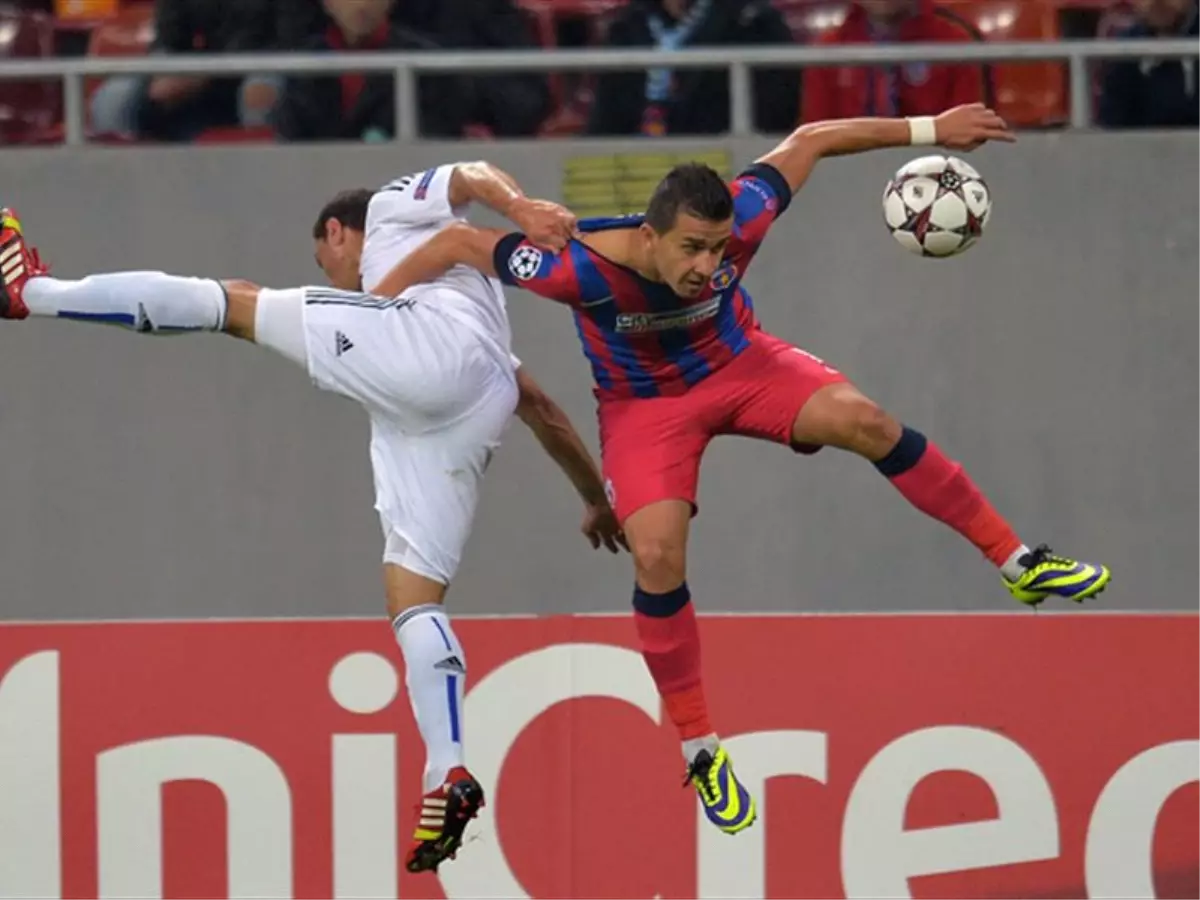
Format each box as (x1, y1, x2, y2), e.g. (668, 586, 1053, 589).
(1004, 544, 1111, 606)
(405, 767, 485, 874)
(685, 746, 757, 835)
(0, 208, 47, 320)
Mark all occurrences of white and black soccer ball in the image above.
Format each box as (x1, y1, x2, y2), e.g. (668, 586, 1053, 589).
(882, 155, 992, 258)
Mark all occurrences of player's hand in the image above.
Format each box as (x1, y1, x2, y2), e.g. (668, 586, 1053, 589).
(510, 197, 578, 252)
(582, 502, 627, 554)
(934, 103, 1016, 151)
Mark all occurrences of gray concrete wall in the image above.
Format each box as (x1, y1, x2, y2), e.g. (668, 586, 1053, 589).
(0, 133, 1195, 619)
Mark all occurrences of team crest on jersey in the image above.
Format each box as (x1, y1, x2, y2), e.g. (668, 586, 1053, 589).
(508, 246, 544, 281)
(710, 262, 738, 291)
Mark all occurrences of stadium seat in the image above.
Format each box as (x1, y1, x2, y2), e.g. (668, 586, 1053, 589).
(939, 0, 1068, 127)
(0, 5, 63, 144)
(192, 124, 276, 144)
(54, 0, 119, 29)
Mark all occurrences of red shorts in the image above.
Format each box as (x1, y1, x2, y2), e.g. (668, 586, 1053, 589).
(598, 331, 848, 523)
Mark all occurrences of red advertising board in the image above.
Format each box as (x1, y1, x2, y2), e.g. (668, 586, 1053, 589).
(0, 613, 1195, 899)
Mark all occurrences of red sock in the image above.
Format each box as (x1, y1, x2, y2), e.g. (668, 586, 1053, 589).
(632, 584, 713, 740)
(879, 428, 1023, 567)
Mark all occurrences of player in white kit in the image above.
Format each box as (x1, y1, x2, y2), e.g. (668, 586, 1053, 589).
(0, 162, 623, 873)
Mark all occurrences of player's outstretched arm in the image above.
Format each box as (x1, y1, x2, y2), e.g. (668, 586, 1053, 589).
(757, 103, 1016, 194)
(447, 161, 576, 251)
(370, 222, 505, 297)
(514, 367, 626, 554)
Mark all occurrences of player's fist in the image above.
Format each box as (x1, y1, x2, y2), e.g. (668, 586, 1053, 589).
(511, 197, 578, 252)
(582, 502, 627, 554)
(934, 103, 1015, 151)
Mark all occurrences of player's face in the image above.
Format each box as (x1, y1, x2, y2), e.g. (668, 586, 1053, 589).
(646, 212, 733, 298)
(313, 220, 364, 291)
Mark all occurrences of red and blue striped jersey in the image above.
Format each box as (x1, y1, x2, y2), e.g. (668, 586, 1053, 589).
(492, 163, 792, 399)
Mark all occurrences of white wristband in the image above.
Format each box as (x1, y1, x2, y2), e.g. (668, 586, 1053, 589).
(907, 116, 937, 146)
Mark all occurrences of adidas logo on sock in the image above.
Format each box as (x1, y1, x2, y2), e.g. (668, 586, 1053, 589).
(434, 655, 465, 674)
(335, 330, 354, 356)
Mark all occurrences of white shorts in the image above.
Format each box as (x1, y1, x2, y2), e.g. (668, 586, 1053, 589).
(255, 286, 519, 584)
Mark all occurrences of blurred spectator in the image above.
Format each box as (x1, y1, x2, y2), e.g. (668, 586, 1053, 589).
(1098, 0, 1198, 129)
(397, 0, 549, 137)
(89, 0, 273, 141)
(801, 0, 987, 122)
(274, 0, 470, 141)
(586, 0, 800, 137)
(271, 0, 547, 137)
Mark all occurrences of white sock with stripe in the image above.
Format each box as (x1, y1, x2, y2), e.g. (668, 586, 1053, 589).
(22, 272, 226, 332)
(392, 604, 467, 793)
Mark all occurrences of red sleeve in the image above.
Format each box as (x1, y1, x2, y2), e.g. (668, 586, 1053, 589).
(493, 233, 584, 308)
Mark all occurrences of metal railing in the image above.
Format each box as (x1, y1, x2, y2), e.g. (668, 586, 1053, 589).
(0, 39, 1195, 145)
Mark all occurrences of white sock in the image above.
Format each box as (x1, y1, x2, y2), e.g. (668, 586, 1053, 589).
(23, 272, 226, 333)
(392, 604, 467, 793)
(683, 734, 720, 764)
(1001, 545, 1033, 581)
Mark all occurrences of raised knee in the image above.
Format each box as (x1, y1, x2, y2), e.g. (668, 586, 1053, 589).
(834, 397, 902, 458)
(631, 535, 686, 588)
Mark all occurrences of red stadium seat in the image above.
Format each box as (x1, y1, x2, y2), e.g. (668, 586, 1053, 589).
(192, 124, 276, 144)
(938, 0, 1068, 127)
(53, 0, 119, 31)
(0, 5, 63, 144)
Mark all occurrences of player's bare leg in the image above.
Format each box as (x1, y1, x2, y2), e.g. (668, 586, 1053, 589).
(383, 564, 484, 874)
(235, 281, 486, 872)
(790, 382, 1111, 604)
(1, 212, 483, 870)
(624, 500, 757, 834)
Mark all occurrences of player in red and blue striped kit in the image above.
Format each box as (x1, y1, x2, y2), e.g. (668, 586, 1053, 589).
(371, 103, 1112, 836)
(495, 163, 778, 400)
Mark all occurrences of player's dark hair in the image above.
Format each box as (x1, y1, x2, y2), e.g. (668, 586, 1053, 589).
(645, 163, 733, 233)
(312, 188, 373, 239)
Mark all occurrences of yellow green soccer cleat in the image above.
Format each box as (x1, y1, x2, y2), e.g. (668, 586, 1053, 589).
(685, 746, 757, 834)
(1004, 544, 1111, 606)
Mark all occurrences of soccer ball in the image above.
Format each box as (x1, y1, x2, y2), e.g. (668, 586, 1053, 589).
(882, 155, 992, 258)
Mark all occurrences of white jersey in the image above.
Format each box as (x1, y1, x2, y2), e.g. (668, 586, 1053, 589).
(360, 164, 515, 371)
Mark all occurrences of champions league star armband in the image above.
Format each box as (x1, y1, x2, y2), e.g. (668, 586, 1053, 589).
(907, 116, 938, 146)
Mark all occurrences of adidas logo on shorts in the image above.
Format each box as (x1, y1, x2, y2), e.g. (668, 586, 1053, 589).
(335, 331, 354, 357)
